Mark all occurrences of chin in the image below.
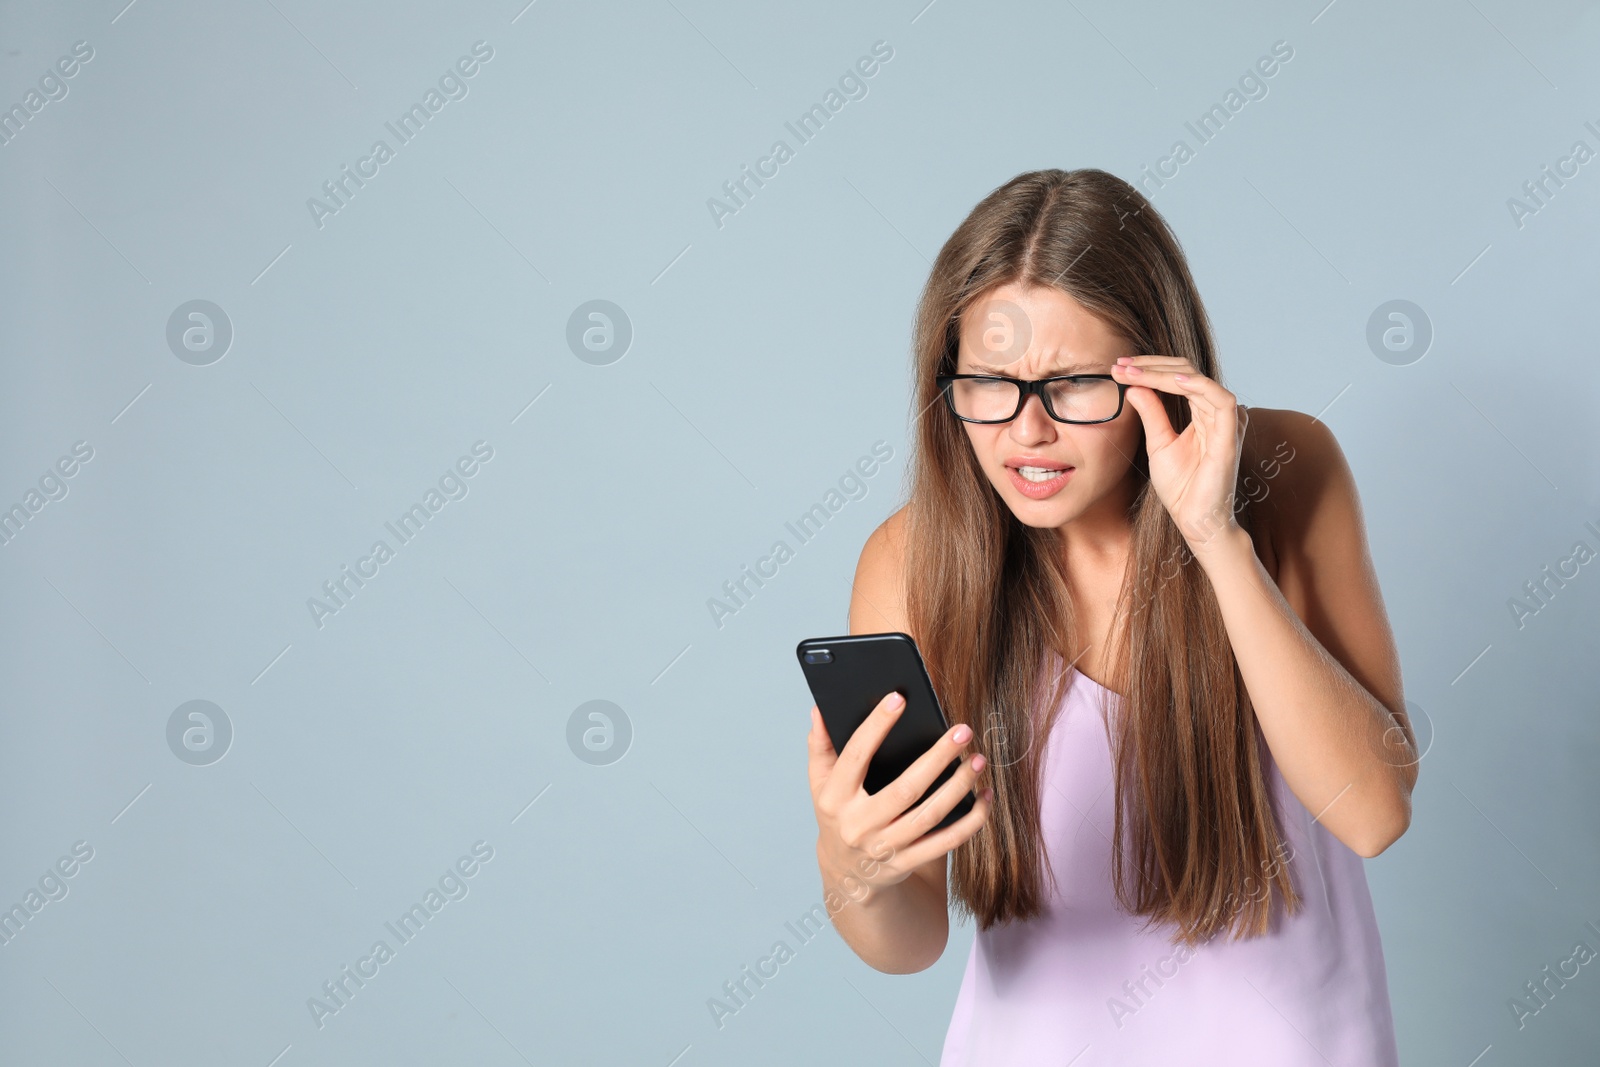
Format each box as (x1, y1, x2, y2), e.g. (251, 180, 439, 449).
(1011, 513, 1066, 530)
(998, 494, 1075, 528)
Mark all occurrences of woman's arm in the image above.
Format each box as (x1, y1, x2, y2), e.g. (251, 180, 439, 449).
(1110, 356, 1417, 858)
(1190, 407, 1416, 857)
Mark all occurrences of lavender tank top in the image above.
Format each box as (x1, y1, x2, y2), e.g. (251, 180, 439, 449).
(939, 655, 1400, 1066)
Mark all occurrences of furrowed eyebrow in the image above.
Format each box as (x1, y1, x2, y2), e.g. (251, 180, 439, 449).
(965, 361, 1105, 376)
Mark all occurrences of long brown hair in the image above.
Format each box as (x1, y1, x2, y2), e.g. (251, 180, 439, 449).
(904, 168, 1299, 946)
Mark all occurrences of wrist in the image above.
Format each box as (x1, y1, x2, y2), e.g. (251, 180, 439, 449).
(817, 841, 896, 907)
(820, 866, 884, 915)
(1185, 520, 1252, 568)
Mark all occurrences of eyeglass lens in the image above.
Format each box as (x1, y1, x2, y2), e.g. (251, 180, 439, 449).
(947, 377, 1119, 423)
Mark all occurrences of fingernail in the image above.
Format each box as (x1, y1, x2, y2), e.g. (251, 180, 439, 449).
(983, 787, 994, 800)
(952, 724, 972, 744)
(971, 754, 987, 773)
(886, 693, 905, 710)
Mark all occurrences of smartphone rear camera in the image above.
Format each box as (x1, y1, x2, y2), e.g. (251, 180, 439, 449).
(803, 649, 833, 664)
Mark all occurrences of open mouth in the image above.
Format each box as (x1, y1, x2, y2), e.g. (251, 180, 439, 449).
(1011, 464, 1072, 483)
(1004, 462, 1075, 499)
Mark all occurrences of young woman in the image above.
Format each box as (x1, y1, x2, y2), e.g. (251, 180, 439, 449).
(804, 168, 1416, 1064)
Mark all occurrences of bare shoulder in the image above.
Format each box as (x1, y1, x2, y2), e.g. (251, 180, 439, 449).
(848, 504, 913, 637)
(1239, 405, 1356, 543)
(1237, 406, 1333, 574)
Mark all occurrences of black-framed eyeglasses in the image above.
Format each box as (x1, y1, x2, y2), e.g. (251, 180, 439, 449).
(934, 374, 1129, 425)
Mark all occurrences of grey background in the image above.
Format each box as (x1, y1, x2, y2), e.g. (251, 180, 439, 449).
(2, 0, 1597, 1064)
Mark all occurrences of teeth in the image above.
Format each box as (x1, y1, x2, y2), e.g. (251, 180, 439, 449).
(1016, 465, 1068, 482)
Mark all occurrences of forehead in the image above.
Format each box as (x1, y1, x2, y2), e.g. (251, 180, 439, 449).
(957, 348, 1109, 374)
(956, 285, 1130, 373)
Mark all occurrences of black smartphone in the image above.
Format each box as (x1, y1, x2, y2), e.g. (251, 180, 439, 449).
(796, 631, 976, 833)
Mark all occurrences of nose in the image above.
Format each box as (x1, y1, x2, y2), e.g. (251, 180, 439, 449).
(1008, 392, 1057, 442)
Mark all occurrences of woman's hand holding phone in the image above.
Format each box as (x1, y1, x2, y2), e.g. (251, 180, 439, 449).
(806, 689, 992, 901)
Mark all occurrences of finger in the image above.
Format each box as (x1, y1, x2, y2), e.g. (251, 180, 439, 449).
(806, 705, 838, 798)
(1121, 385, 1179, 452)
(1112, 364, 1196, 402)
(818, 691, 905, 807)
(1116, 355, 1191, 369)
(884, 749, 988, 846)
(1169, 378, 1238, 431)
(1115, 368, 1235, 427)
(1112, 364, 1204, 388)
(886, 788, 994, 869)
(1117, 366, 1232, 413)
(862, 719, 976, 826)
(1172, 374, 1234, 418)
(1115, 357, 1197, 380)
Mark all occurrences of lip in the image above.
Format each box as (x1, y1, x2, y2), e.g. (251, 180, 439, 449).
(1004, 455, 1074, 471)
(1004, 458, 1075, 500)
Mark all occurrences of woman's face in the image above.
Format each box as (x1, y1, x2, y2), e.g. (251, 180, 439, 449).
(953, 282, 1146, 532)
